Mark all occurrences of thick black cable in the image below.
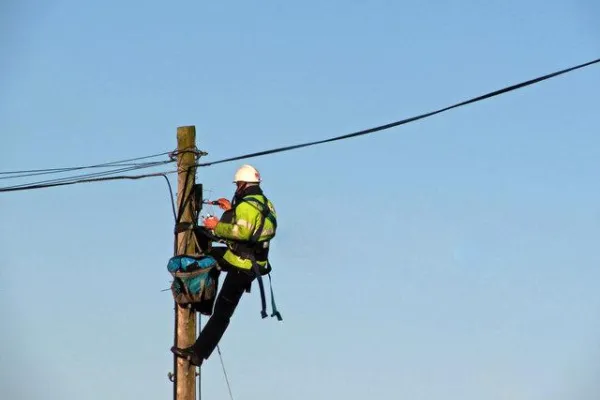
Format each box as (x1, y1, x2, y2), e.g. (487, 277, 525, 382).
(198, 57, 600, 167)
(4, 58, 598, 191)
(175, 167, 194, 225)
(162, 175, 177, 222)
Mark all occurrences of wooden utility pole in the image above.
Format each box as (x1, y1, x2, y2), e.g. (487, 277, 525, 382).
(175, 125, 198, 400)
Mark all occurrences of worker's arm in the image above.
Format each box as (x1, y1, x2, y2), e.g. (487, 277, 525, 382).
(213, 203, 257, 241)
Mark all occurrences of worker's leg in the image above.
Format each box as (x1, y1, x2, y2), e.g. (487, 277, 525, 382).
(191, 267, 254, 360)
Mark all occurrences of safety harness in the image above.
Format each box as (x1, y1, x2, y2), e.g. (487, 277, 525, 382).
(229, 196, 283, 321)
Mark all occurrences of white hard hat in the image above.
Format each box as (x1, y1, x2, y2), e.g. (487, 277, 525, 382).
(233, 164, 261, 183)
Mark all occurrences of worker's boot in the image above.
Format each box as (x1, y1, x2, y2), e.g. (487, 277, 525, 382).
(171, 346, 203, 367)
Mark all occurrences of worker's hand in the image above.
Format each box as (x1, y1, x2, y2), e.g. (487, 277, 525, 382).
(216, 198, 232, 211)
(203, 216, 219, 230)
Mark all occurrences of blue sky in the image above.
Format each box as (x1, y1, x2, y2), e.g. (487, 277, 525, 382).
(1, 1, 599, 399)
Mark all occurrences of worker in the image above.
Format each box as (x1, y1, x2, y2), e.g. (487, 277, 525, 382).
(171, 164, 278, 366)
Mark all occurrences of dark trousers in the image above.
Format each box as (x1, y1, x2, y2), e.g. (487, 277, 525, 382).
(191, 246, 255, 360)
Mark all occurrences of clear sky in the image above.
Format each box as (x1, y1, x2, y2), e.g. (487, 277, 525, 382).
(1, 1, 599, 399)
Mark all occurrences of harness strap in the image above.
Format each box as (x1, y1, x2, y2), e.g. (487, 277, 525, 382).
(251, 260, 268, 319)
(240, 197, 276, 243)
(268, 273, 283, 321)
(234, 195, 282, 320)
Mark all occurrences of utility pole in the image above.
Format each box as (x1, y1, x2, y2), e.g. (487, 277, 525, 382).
(174, 125, 198, 400)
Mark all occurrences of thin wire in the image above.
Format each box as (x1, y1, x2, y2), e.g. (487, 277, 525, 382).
(0, 161, 170, 181)
(0, 148, 204, 193)
(0, 169, 176, 193)
(201, 187, 217, 217)
(198, 57, 600, 167)
(0, 162, 173, 191)
(217, 346, 235, 400)
(42, 162, 171, 185)
(0, 151, 173, 175)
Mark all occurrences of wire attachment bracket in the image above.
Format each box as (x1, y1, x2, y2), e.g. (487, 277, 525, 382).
(169, 148, 209, 161)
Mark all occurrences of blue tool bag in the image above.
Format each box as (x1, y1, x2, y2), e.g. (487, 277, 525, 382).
(167, 255, 219, 315)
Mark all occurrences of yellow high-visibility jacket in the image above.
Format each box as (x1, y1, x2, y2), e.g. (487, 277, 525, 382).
(214, 191, 277, 271)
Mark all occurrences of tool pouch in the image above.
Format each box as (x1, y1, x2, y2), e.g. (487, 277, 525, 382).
(167, 255, 219, 315)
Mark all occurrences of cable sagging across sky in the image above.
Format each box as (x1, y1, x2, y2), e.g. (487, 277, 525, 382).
(197, 57, 600, 167)
(1, 57, 598, 193)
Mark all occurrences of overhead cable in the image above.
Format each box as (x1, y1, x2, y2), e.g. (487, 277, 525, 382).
(198, 57, 600, 167)
(0, 148, 204, 192)
(0, 170, 176, 193)
(0, 161, 170, 181)
(2, 57, 598, 192)
(0, 162, 174, 191)
(0, 151, 173, 176)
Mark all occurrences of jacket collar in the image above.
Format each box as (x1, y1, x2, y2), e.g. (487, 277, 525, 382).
(233, 184, 263, 204)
